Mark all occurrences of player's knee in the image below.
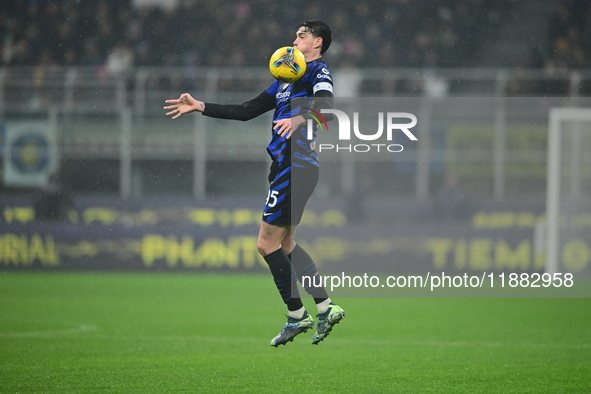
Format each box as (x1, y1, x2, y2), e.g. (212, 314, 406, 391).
(256, 238, 270, 257)
(281, 239, 295, 255)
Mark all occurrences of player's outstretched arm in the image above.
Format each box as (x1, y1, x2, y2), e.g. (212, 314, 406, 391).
(164, 93, 205, 119)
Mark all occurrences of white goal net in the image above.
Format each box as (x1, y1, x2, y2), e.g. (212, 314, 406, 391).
(546, 108, 591, 276)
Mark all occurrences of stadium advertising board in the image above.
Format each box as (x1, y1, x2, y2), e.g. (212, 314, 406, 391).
(0, 196, 589, 278)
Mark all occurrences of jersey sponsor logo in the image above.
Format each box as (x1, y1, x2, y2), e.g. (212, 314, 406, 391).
(316, 67, 332, 81)
(276, 91, 291, 99)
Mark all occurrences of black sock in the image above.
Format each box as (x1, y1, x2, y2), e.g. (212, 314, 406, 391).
(288, 244, 329, 304)
(264, 248, 303, 311)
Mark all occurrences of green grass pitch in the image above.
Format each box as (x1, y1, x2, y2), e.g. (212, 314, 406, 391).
(1, 272, 590, 393)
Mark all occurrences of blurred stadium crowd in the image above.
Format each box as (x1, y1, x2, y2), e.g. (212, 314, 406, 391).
(2, 0, 587, 70)
(548, 0, 591, 70)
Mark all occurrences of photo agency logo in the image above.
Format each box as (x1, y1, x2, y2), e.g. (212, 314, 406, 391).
(305, 108, 418, 153)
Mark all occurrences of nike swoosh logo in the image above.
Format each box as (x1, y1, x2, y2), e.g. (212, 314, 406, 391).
(263, 213, 273, 216)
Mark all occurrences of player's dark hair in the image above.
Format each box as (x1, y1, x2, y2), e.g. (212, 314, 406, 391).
(296, 20, 332, 55)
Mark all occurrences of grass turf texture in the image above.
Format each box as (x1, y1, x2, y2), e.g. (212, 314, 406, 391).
(1, 273, 590, 393)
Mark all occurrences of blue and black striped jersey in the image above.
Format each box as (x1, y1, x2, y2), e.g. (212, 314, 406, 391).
(202, 58, 333, 169)
(265, 59, 333, 168)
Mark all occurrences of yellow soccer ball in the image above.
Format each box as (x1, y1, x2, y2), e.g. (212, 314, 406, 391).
(269, 46, 306, 83)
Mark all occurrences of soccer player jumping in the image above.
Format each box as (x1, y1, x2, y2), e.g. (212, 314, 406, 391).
(164, 20, 345, 346)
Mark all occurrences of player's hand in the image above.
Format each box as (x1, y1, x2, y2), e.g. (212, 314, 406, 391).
(273, 115, 305, 139)
(164, 93, 204, 119)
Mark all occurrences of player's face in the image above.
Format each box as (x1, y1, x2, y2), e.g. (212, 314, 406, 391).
(293, 27, 322, 60)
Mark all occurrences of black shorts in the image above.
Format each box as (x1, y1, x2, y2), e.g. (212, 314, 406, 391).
(262, 161, 319, 226)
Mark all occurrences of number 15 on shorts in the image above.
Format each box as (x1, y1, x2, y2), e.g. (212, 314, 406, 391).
(266, 190, 279, 208)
